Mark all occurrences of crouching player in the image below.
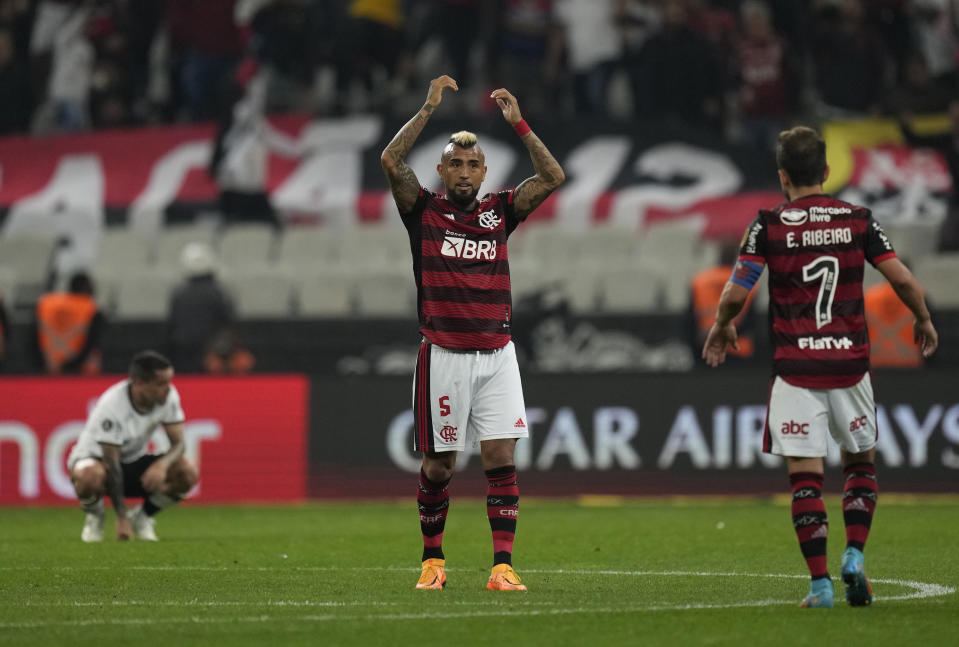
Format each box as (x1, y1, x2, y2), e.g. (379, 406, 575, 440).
(68, 350, 198, 541)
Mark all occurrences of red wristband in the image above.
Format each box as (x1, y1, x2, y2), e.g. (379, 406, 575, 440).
(513, 119, 531, 137)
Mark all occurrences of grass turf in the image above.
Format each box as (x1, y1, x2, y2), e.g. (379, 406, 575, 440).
(0, 497, 956, 646)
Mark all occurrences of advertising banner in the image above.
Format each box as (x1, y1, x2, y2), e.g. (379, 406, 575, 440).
(309, 370, 959, 497)
(0, 375, 308, 505)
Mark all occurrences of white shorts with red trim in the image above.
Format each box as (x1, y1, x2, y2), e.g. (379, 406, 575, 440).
(412, 340, 529, 453)
(764, 374, 877, 457)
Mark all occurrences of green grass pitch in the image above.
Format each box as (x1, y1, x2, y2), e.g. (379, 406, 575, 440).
(1, 497, 956, 646)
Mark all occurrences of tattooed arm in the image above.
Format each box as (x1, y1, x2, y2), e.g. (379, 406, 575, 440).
(381, 75, 459, 213)
(490, 88, 566, 221)
(101, 443, 132, 540)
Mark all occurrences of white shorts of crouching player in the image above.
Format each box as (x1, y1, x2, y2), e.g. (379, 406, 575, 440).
(414, 340, 529, 453)
(764, 374, 877, 457)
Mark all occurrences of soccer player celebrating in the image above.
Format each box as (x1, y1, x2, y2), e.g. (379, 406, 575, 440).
(381, 75, 565, 591)
(68, 350, 198, 542)
(703, 126, 938, 608)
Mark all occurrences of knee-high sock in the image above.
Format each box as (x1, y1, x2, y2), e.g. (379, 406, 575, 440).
(417, 470, 450, 561)
(79, 494, 103, 515)
(843, 462, 878, 552)
(486, 465, 519, 566)
(790, 471, 829, 580)
(142, 492, 182, 517)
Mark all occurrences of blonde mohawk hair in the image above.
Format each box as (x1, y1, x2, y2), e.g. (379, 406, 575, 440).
(449, 131, 478, 147)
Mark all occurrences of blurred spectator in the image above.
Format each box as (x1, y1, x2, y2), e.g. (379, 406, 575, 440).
(0, 28, 30, 133)
(886, 51, 956, 115)
(85, 1, 164, 129)
(733, 0, 793, 151)
(898, 100, 959, 251)
(614, 0, 662, 116)
(406, 0, 485, 93)
(638, 0, 722, 129)
(688, 238, 757, 361)
(687, 0, 737, 67)
(333, 0, 405, 114)
(208, 63, 312, 228)
(31, 1, 94, 133)
(488, 0, 564, 121)
(166, 0, 243, 121)
(33, 271, 104, 375)
(810, 0, 889, 117)
(911, 0, 959, 86)
(165, 242, 236, 373)
(203, 328, 255, 374)
(864, 262, 924, 368)
(554, 0, 621, 117)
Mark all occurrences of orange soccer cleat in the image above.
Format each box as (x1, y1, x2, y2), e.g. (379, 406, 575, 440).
(415, 558, 447, 590)
(486, 564, 527, 592)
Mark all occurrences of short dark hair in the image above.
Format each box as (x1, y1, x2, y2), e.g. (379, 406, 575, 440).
(68, 272, 94, 295)
(129, 350, 172, 382)
(776, 126, 827, 187)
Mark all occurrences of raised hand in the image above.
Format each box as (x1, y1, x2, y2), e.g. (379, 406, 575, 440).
(427, 75, 459, 108)
(490, 88, 523, 126)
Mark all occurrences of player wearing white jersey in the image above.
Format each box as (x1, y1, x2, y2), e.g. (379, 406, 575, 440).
(68, 351, 198, 542)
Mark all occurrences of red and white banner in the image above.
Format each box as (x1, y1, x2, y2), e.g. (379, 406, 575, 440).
(0, 116, 950, 239)
(0, 375, 309, 505)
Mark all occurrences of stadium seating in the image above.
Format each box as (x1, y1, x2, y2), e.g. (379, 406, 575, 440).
(113, 270, 178, 319)
(296, 271, 353, 318)
(223, 269, 295, 318)
(0, 234, 57, 308)
(217, 223, 277, 271)
(914, 252, 959, 308)
(352, 271, 416, 317)
(153, 222, 217, 268)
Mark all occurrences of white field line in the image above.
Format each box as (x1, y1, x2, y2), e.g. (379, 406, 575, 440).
(0, 568, 953, 629)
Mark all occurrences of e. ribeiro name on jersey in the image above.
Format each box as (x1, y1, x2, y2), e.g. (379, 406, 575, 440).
(401, 188, 522, 350)
(737, 194, 896, 389)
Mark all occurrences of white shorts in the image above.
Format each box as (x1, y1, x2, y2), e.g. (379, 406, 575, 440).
(764, 374, 877, 457)
(412, 340, 529, 453)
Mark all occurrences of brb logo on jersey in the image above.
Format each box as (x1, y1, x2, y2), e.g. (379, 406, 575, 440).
(477, 210, 501, 230)
(441, 233, 497, 260)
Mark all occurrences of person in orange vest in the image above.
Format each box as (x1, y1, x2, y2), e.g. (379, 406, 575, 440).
(34, 272, 105, 375)
(864, 274, 924, 368)
(689, 238, 757, 360)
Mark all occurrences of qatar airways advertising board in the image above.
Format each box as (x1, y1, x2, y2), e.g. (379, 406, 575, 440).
(0, 376, 308, 505)
(309, 371, 959, 496)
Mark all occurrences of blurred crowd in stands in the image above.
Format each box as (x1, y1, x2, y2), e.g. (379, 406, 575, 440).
(0, 0, 956, 150)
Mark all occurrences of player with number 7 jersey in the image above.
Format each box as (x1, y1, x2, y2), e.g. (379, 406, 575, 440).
(702, 126, 937, 610)
(738, 193, 895, 388)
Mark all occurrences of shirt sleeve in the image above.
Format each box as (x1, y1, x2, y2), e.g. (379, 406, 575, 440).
(398, 188, 430, 233)
(89, 406, 124, 446)
(162, 386, 186, 425)
(502, 190, 521, 236)
(864, 211, 897, 265)
(737, 213, 767, 262)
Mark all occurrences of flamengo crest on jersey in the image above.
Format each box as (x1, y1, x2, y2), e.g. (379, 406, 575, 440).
(738, 195, 896, 389)
(401, 188, 520, 350)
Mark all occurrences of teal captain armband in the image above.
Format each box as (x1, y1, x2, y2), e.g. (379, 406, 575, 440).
(730, 260, 763, 290)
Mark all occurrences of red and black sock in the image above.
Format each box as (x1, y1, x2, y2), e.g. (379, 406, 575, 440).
(486, 465, 519, 566)
(790, 471, 829, 580)
(843, 462, 878, 552)
(417, 470, 450, 562)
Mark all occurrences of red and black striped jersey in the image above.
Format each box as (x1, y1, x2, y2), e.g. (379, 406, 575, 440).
(738, 194, 897, 388)
(400, 187, 521, 350)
